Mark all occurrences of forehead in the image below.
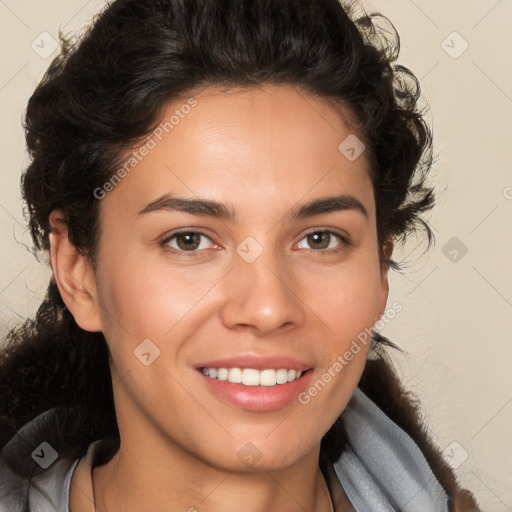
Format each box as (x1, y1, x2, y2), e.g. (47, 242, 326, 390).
(100, 84, 374, 222)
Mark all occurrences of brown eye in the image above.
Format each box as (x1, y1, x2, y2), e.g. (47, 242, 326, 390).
(175, 232, 201, 251)
(306, 232, 331, 250)
(296, 230, 348, 253)
(162, 231, 215, 253)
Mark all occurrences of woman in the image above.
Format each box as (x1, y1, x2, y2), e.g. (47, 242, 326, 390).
(0, 0, 482, 510)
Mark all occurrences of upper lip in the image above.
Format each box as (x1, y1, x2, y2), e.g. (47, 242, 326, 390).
(196, 354, 312, 372)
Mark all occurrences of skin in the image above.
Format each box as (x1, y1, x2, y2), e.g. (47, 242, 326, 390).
(50, 84, 392, 512)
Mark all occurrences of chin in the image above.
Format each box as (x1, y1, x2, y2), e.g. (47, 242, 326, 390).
(204, 440, 315, 474)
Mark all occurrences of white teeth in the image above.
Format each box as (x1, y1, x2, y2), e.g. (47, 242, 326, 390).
(227, 368, 242, 384)
(242, 369, 260, 386)
(260, 369, 276, 386)
(201, 367, 304, 386)
(276, 369, 288, 384)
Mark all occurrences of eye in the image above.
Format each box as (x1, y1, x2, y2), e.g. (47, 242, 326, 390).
(161, 230, 217, 255)
(160, 228, 349, 257)
(296, 230, 349, 254)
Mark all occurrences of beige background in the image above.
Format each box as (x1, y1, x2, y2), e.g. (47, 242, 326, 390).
(1, 0, 511, 509)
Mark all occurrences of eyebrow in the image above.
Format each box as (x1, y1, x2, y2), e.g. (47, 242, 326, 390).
(137, 193, 368, 222)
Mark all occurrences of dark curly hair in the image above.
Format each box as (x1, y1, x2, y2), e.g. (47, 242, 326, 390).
(1, 0, 435, 499)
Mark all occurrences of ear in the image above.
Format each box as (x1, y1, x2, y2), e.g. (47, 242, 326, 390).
(48, 210, 103, 332)
(375, 238, 393, 323)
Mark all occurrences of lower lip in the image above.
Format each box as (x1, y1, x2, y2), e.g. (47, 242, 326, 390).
(198, 369, 313, 411)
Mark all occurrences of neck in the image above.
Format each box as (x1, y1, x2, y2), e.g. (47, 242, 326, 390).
(93, 440, 333, 512)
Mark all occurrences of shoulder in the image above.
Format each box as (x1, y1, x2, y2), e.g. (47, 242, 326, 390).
(337, 354, 482, 512)
(335, 385, 450, 511)
(0, 449, 79, 512)
(0, 409, 81, 512)
(0, 452, 24, 512)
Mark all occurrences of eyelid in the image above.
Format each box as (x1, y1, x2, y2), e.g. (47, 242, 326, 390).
(160, 228, 217, 248)
(160, 226, 351, 255)
(295, 227, 350, 251)
(299, 226, 350, 241)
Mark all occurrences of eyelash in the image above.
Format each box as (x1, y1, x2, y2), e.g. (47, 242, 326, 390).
(160, 228, 350, 257)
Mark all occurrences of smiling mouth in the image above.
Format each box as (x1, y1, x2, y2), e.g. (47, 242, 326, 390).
(199, 367, 307, 387)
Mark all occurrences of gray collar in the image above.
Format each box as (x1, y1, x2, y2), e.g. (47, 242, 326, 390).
(334, 387, 448, 511)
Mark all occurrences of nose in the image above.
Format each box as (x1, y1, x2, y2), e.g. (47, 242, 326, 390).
(219, 248, 306, 336)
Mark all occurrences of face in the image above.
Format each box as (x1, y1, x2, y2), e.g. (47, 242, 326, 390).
(83, 84, 389, 471)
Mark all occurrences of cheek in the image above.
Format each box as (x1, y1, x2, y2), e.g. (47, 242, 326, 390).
(95, 248, 230, 370)
(96, 245, 194, 329)
(299, 257, 382, 336)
